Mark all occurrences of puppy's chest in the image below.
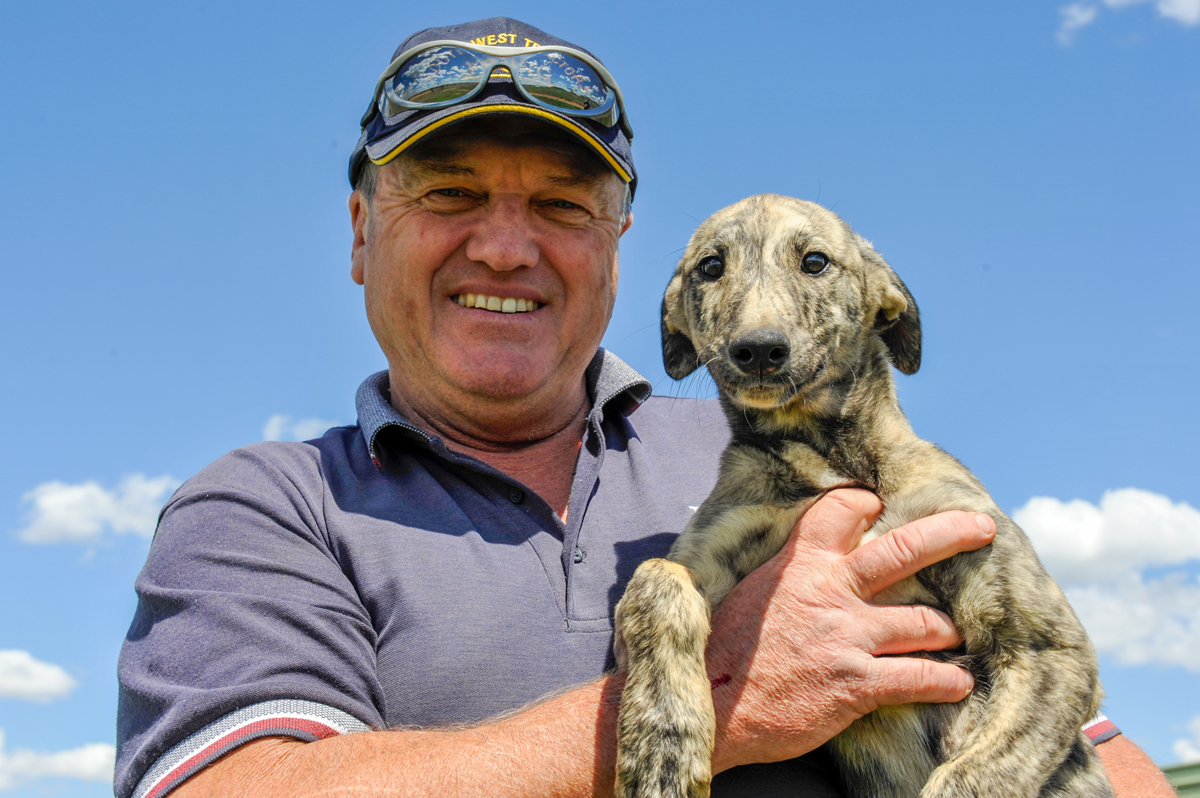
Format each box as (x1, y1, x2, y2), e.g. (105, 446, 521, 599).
(763, 441, 937, 607)
(769, 439, 878, 501)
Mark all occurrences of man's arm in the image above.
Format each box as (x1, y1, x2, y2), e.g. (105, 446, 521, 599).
(1096, 735, 1176, 798)
(169, 491, 1164, 797)
(174, 676, 625, 797)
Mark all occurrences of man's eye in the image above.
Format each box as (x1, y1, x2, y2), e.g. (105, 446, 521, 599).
(432, 188, 467, 198)
(548, 200, 582, 210)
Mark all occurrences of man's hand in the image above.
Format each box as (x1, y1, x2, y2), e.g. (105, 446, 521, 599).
(707, 488, 994, 772)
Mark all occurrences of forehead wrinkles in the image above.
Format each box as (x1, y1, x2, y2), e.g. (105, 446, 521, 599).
(393, 138, 611, 195)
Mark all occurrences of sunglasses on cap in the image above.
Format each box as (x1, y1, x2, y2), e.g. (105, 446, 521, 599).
(361, 41, 634, 140)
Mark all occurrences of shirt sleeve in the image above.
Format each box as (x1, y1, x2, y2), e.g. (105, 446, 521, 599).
(115, 442, 384, 798)
(1083, 713, 1121, 745)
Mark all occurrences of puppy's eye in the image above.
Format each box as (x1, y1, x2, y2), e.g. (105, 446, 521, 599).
(697, 256, 725, 280)
(801, 252, 830, 275)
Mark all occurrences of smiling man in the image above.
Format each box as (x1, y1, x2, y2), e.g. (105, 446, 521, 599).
(115, 17, 1173, 798)
(348, 123, 630, 517)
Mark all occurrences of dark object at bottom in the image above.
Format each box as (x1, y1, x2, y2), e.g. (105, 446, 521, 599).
(712, 750, 845, 798)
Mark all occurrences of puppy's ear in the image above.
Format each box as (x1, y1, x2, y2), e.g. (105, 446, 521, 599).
(860, 242, 922, 375)
(661, 274, 701, 379)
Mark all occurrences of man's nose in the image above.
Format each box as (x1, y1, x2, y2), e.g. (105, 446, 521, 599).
(464, 197, 540, 272)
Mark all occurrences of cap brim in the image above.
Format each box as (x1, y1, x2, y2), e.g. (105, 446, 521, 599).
(368, 102, 633, 185)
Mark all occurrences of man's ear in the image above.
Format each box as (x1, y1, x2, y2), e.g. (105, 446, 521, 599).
(620, 209, 634, 237)
(860, 241, 922, 375)
(349, 190, 369, 286)
(661, 274, 701, 379)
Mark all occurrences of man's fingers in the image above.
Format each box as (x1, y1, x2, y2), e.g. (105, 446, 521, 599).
(867, 605, 963, 656)
(864, 655, 975, 710)
(792, 489, 883, 554)
(849, 511, 996, 599)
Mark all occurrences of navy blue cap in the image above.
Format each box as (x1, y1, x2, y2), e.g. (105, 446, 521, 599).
(348, 17, 637, 198)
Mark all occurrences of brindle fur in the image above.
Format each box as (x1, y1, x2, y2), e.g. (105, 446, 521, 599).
(612, 195, 1113, 798)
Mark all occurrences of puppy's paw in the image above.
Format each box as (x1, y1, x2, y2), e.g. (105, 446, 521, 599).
(616, 699, 713, 798)
(614, 559, 715, 798)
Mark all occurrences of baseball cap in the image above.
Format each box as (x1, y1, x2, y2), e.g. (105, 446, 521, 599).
(348, 17, 637, 197)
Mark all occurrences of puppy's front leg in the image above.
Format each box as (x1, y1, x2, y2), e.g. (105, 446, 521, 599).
(614, 559, 715, 798)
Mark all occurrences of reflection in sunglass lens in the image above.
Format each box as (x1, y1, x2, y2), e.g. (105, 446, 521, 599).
(517, 52, 608, 111)
(392, 47, 488, 104)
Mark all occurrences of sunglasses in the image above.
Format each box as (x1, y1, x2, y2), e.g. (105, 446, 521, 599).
(362, 41, 634, 140)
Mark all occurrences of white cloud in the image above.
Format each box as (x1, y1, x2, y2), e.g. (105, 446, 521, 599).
(1058, 0, 1200, 44)
(1014, 488, 1200, 672)
(1103, 0, 1200, 24)
(1155, 0, 1200, 24)
(16, 474, 179, 544)
(0, 652, 76, 703)
(1065, 573, 1200, 671)
(1175, 715, 1200, 763)
(1058, 3, 1100, 44)
(1013, 488, 1200, 585)
(0, 729, 115, 790)
(263, 414, 339, 442)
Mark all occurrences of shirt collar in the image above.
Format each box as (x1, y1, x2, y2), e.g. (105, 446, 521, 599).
(355, 348, 653, 464)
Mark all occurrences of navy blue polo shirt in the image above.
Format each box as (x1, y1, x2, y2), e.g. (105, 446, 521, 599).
(116, 349, 847, 798)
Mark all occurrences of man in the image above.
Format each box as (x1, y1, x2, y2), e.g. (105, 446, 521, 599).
(116, 17, 1173, 798)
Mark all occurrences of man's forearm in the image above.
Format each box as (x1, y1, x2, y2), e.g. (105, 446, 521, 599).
(1096, 735, 1176, 798)
(173, 676, 625, 798)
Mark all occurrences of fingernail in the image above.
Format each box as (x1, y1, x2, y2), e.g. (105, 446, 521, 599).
(974, 514, 994, 536)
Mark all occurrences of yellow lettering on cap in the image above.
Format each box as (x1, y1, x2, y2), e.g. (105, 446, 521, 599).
(486, 34, 498, 45)
(469, 36, 486, 45)
(524, 38, 540, 47)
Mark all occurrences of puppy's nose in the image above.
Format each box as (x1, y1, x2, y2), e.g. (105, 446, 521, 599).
(729, 329, 790, 374)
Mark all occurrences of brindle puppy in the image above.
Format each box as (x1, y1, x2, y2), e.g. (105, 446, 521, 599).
(612, 195, 1113, 798)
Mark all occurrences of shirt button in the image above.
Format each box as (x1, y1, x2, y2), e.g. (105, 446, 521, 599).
(572, 547, 585, 563)
(508, 487, 525, 504)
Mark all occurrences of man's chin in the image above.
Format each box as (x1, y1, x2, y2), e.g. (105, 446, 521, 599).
(440, 350, 560, 402)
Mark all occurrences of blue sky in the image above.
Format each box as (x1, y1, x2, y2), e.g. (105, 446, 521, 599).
(1, 1, 1198, 794)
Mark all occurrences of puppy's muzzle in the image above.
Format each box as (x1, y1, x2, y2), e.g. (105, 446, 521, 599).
(729, 328, 790, 376)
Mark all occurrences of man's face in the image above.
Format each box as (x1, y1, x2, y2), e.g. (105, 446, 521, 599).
(350, 132, 631, 427)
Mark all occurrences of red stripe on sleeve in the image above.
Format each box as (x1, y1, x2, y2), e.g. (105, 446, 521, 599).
(145, 717, 338, 798)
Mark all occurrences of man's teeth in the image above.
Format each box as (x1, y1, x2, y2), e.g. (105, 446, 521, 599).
(454, 294, 539, 313)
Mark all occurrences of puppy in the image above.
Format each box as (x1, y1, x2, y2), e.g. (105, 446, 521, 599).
(612, 195, 1113, 798)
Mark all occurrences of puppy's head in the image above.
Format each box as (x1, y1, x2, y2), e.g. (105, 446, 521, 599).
(661, 194, 920, 411)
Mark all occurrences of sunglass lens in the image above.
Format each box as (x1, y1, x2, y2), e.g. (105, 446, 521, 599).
(517, 52, 609, 112)
(391, 47, 488, 104)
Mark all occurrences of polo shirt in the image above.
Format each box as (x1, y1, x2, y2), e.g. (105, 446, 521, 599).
(114, 349, 1115, 798)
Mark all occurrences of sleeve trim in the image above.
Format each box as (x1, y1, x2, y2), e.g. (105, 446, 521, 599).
(132, 699, 370, 798)
(1083, 712, 1121, 745)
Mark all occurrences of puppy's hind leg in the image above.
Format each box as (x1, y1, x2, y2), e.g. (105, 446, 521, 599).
(614, 559, 715, 798)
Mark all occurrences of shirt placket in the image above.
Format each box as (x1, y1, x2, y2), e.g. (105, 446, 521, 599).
(561, 408, 610, 631)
